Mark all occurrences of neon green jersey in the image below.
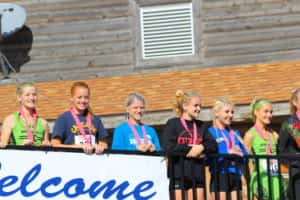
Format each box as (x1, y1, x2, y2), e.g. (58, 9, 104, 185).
(249, 127, 283, 200)
(10, 111, 44, 146)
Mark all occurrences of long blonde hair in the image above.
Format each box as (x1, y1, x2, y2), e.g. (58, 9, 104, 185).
(212, 97, 234, 120)
(173, 89, 200, 116)
(250, 98, 271, 122)
(16, 82, 36, 105)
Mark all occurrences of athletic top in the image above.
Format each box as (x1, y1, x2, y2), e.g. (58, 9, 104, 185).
(111, 121, 161, 151)
(10, 111, 44, 145)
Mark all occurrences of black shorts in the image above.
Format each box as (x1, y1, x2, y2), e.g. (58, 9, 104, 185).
(171, 178, 205, 190)
(210, 173, 242, 192)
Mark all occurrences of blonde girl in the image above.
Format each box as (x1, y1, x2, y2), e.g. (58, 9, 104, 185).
(163, 90, 217, 200)
(1, 82, 50, 146)
(244, 98, 282, 200)
(208, 98, 247, 200)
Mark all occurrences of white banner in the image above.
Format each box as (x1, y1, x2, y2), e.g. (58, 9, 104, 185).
(0, 149, 169, 200)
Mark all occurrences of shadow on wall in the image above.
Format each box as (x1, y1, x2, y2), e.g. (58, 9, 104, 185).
(0, 25, 33, 75)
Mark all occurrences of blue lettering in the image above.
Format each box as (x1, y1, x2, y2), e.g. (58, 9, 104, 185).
(0, 163, 157, 199)
(88, 180, 132, 199)
(0, 176, 19, 195)
(63, 178, 87, 198)
(40, 177, 63, 198)
(133, 181, 156, 200)
(20, 163, 40, 196)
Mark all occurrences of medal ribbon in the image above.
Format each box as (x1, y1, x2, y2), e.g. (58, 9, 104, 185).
(254, 125, 273, 155)
(127, 119, 148, 145)
(296, 110, 300, 120)
(19, 108, 37, 144)
(70, 108, 93, 144)
(180, 117, 198, 144)
(215, 126, 235, 150)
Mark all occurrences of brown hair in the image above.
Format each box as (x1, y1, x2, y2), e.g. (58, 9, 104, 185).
(174, 89, 200, 116)
(290, 88, 300, 115)
(70, 81, 93, 116)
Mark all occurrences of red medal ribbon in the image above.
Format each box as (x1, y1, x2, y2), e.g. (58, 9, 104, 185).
(180, 117, 198, 144)
(296, 110, 300, 120)
(70, 108, 93, 144)
(215, 126, 235, 150)
(127, 119, 148, 145)
(254, 125, 273, 155)
(19, 108, 37, 144)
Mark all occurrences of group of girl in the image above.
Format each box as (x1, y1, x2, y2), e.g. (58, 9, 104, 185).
(0, 81, 299, 200)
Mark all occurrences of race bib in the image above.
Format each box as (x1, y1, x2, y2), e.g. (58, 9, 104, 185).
(261, 159, 279, 176)
(216, 137, 224, 143)
(74, 135, 96, 145)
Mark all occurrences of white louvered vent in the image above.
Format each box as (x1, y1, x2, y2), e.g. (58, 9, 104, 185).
(140, 3, 194, 59)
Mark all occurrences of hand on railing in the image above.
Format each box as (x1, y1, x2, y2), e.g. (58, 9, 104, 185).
(229, 146, 243, 157)
(41, 140, 51, 147)
(81, 144, 94, 154)
(94, 142, 107, 154)
(22, 139, 34, 146)
(137, 144, 155, 152)
(186, 144, 205, 158)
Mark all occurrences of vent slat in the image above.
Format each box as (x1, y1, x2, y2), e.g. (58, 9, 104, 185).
(143, 17, 191, 24)
(145, 43, 193, 50)
(144, 39, 192, 46)
(143, 9, 191, 16)
(145, 50, 193, 58)
(144, 32, 192, 40)
(141, 3, 194, 59)
(143, 24, 192, 32)
(143, 13, 191, 21)
(143, 21, 191, 29)
(144, 28, 192, 36)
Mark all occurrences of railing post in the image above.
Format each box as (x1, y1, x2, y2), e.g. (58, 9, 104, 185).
(180, 156, 186, 200)
(254, 155, 263, 199)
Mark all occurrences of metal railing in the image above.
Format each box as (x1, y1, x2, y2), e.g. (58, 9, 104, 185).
(168, 154, 298, 200)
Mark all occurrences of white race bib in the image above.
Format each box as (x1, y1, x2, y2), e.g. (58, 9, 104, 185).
(74, 135, 96, 145)
(261, 159, 279, 176)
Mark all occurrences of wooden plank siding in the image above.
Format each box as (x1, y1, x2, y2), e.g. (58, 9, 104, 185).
(201, 0, 300, 66)
(0, 0, 299, 82)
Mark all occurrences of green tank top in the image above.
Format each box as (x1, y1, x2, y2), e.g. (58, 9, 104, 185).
(10, 111, 44, 146)
(249, 127, 283, 200)
(250, 127, 277, 155)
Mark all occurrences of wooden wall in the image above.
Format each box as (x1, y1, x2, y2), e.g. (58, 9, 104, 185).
(1, 0, 300, 83)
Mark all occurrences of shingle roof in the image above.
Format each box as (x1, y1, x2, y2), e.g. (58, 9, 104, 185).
(1, 60, 299, 121)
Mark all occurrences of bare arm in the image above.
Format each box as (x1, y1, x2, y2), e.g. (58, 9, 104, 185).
(0, 114, 14, 147)
(243, 130, 254, 154)
(40, 118, 51, 146)
(51, 138, 81, 148)
(244, 130, 254, 172)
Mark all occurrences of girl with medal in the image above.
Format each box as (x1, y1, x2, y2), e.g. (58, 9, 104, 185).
(51, 82, 108, 154)
(163, 90, 217, 200)
(279, 88, 300, 199)
(1, 82, 50, 147)
(244, 98, 282, 200)
(111, 93, 160, 152)
(208, 98, 248, 200)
